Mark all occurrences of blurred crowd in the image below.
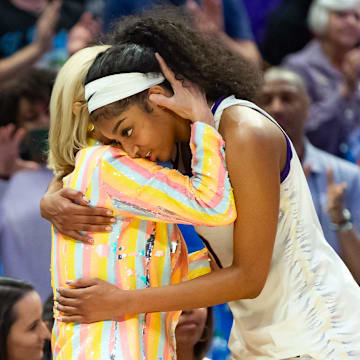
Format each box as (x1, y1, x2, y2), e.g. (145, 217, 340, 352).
(0, 0, 360, 359)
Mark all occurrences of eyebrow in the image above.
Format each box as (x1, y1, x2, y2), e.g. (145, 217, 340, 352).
(112, 118, 126, 135)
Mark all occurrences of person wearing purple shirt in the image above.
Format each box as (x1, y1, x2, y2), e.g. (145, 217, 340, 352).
(0, 167, 53, 301)
(258, 66, 360, 284)
(283, 0, 360, 158)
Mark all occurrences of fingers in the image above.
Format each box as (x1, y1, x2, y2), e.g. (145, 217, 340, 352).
(58, 315, 83, 323)
(155, 53, 178, 86)
(59, 230, 93, 243)
(148, 93, 175, 110)
(66, 277, 99, 288)
(57, 287, 83, 298)
(55, 295, 78, 307)
(60, 188, 89, 205)
(55, 303, 78, 315)
(326, 168, 334, 186)
(72, 214, 115, 226)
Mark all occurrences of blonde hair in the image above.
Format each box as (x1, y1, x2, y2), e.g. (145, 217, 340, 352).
(48, 45, 110, 176)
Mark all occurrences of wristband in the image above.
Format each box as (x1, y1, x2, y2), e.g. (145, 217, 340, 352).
(331, 208, 353, 233)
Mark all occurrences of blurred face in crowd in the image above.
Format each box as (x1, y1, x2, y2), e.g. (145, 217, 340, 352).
(16, 98, 50, 132)
(95, 88, 191, 162)
(6, 291, 50, 360)
(175, 308, 208, 350)
(326, 7, 360, 48)
(257, 73, 309, 145)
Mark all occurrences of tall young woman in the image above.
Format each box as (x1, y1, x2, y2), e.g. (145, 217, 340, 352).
(43, 7, 360, 360)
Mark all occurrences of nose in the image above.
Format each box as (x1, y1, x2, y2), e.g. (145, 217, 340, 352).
(39, 320, 51, 340)
(181, 309, 194, 315)
(122, 141, 140, 158)
(268, 97, 284, 117)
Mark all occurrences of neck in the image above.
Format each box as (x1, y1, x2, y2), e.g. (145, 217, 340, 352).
(175, 116, 192, 142)
(176, 347, 195, 360)
(320, 39, 350, 69)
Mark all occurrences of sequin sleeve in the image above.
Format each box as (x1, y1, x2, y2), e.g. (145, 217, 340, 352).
(75, 122, 236, 226)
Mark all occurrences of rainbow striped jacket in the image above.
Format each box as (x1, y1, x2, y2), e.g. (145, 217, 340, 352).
(51, 122, 236, 359)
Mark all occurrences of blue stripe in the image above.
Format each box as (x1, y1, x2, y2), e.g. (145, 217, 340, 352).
(156, 312, 166, 359)
(71, 323, 81, 359)
(103, 142, 231, 221)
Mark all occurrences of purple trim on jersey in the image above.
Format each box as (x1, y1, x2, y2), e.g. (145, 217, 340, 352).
(211, 97, 226, 115)
(280, 136, 293, 183)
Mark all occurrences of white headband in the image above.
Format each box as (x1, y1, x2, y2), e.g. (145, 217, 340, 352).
(85, 72, 165, 113)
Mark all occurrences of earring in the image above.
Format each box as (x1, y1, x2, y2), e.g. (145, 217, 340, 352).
(88, 123, 94, 132)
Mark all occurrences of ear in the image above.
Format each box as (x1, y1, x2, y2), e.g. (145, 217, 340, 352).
(148, 85, 169, 97)
(72, 101, 82, 117)
(148, 85, 172, 110)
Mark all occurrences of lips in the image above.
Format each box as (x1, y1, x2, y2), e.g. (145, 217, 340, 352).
(176, 320, 198, 329)
(144, 151, 156, 162)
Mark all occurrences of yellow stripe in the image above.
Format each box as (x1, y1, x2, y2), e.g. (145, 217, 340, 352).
(101, 161, 231, 225)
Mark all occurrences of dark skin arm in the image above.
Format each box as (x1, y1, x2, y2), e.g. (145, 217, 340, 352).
(40, 175, 115, 243)
(326, 168, 360, 283)
(55, 107, 286, 322)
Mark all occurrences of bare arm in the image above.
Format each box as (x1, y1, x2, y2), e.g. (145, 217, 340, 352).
(55, 108, 285, 322)
(326, 168, 360, 283)
(98, 122, 235, 226)
(40, 174, 114, 242)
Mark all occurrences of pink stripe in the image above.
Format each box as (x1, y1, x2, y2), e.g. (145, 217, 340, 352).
(109, 154, 211, 203)
(118, 317, 132, 358)
(108, 138, 227, 210)
(108, 322, 116, 356)
(78, 324, 88, 360)
(79, 147, 107, 192)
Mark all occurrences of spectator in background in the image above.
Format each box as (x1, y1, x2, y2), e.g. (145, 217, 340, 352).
(0, 0, 61, 80)
(0, 277, 51, 360)
(283, 0, 360, 158)
(0, 68, 55, 301)
(66, 0, 104, 56)
(0, 0, 103, 73)
(42, 294, 55, 360)
(0, 68, 55, 181)
(243, 0, 282, 45)
(257, 66, 360, 283)
(260, 0, 312, 65)
(102, 0, 261, 66)
(176, 308, 213, 360)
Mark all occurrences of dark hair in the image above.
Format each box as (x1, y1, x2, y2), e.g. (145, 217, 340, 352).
(194, 307, 214, 360)
(42, 294, 54, 360)
(0, 277, 34, 360)
(0, 68, 56, 127)
(85, 5, 261, 121)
